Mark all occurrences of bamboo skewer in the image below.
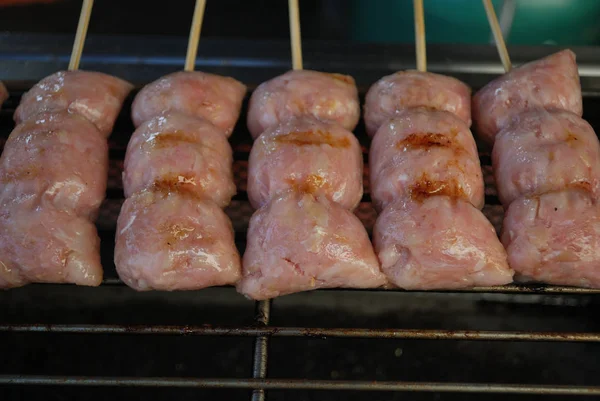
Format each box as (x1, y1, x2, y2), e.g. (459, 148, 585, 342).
(68, 0, 94, 71)
(184, 0, 207, 72)
(482, 0, 512, 72)
(288, 0, 303, 70)
(413, 0, 426, 72)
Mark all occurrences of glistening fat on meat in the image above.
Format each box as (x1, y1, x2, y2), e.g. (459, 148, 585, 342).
(131, 71, 247, 136)
(472, 49, 582, 144)
(492, 109, 600, 206)
(369, 108, 484, 211)
(115, 190, 241, 291)
(364, 70, 472, 137)
(374, 196, 513, 290)
(238, 191, 387, 300)
(15, 70, 133, 137)
(247, 116, 363, 210)
(246, 70, 360, 139)
(123, 112, 236, 208)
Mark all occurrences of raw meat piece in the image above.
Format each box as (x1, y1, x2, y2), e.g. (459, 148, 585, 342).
(370, 108, 483, 211)
(248, 116, 363, 210)
(131, 71, 246, 136)
(493, 109, 600, 206)
(502, 189, 600, 288)
(115, 190, 241, 291)
(374, 196, 513, 290)
(364, 70, 471, 137)
(0, 195, 102, 288)
(15, 70, 133, 136)
(0, 112, 108, 220)
(123, 112, 235, 207)
(247, 70, 360, 139)
(473, 50, 582, 144)
(238, 191, 386, 300)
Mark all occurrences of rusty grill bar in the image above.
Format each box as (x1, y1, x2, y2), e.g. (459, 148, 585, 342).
(1, 33, 600, 399)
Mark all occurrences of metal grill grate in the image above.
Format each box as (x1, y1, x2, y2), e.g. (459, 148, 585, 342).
(1, 33, 600, 400)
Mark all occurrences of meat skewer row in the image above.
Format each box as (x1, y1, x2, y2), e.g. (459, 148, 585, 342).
(0, 0, 133, 288)
(114, 0, 246, 291)
(473, 2, 600, 288)
(365, 0, 513, 290)
(238, 1, 386, 300)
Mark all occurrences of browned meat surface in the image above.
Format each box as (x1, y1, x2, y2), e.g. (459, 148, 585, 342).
(502, 189, 600, 288)
(493, 109, 600, 206)
(247, 70, 360, 139)
(131, 71, 246, 136)
(238, 191, 386, 300)
(248, 116, 363, 210)
(374, 196, 512, 290)
(364, 70, 471, 137)
(15, 70, 133, 136)
(115, 190, 241, 291)
(123, 112, 236, 208)
(473, 50, 582, 144)
(0, 112, 108, 220)
(369, 108, 483, 211)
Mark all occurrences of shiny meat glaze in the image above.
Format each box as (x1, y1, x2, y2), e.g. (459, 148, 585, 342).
(115, 190, 241, 291)
(472, 50, 582, 144)
(370, 108, 484, 211)
(0, 196, 102, 288)
(15, 70, 133, 136)
(374, 196, 513, 290)
(493, 109, 600, 206)
(247, 116, 363, 210)
(0, 81, 7, 107)
(123, 112, 236, 208)
(246, 70, 360, 139)
(131, 71, 247, 136)
(502, 189, 600, 288)
(238, 191, 386, 300)
(0, 112, 108, 220)
(364, 70, 471, 137)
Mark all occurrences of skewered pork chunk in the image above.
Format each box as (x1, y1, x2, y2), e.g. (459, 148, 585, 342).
(247, 70, 360, 139)
(247, 116, 363, 210)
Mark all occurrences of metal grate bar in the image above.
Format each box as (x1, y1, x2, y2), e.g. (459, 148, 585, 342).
(99, 279, 600, 294)
(0, 376, 599, 395)
(251, 300, 271, 401)
(1, 323, 598, 342)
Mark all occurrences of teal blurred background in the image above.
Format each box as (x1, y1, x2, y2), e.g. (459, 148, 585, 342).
(350, 0, 600, 45)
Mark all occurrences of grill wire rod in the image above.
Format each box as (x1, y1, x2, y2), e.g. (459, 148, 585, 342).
(0, 376, 599, 395)
(1, 323, 599, 342)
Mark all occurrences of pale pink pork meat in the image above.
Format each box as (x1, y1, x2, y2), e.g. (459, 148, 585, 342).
(502, 189, 600, 288)
(115, 190, 241, 291)
(248, 116, 363, 210)
(473, 50, 582, 144)
(131, 71, 246, 136)
(370, 108, 484, 211)
(493, 109, 600, 206)
(15, 70, 133, 136)
(247, 70, 360, 139)
(238, 191, 386, 300)
(123, 112, 235, 207)
(0, 195, 102, 288)
(374, 196, 513, 290)
(0, 81, 7, 107)
(364, 70, 471, 137)
(0, 112, 108, 220)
